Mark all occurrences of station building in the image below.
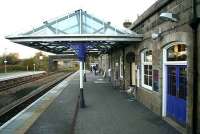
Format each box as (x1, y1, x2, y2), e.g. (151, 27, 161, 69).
(5, 0, 199, 133)
(98, 0, 200, 133)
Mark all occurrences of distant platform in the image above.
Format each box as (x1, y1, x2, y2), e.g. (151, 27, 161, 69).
(0, 71, 46, 82)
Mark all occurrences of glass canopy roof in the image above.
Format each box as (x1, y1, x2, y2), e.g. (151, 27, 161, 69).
(6, 9, 143, 54)
(22, 9, 133, 36)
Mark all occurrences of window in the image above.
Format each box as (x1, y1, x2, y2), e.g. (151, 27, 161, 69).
(120, 56, 123, 78)
(167, 44, 187, 61)
(141, 50, 152, 90)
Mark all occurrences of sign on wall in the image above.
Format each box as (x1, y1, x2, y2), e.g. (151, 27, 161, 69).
(153, 69, 159, 92)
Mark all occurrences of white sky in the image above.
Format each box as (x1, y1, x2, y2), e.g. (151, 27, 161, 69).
(0, 0, 157, 59)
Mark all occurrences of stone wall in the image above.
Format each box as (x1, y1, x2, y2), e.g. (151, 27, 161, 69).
(124, 46, 133, 88)
(110, 48, 122, 87)
(48, 55, 77, 72)
(98, 54, 109, 76)
(48, 56, 58, 72)
(109, 0, 199, 132)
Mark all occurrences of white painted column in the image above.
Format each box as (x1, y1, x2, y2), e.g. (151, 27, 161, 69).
(79, 60, 85, 108)
(80, 61, 83, 88)
(84, 62, 86, 74)
(83, 61, 87, 82)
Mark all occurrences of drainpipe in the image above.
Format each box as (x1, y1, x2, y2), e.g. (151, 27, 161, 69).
(130, 62, 132, 86)
(190, 0, 199, 133)
(123, 48, 125, 89)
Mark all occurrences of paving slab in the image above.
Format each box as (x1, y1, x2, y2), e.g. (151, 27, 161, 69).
(75, 72, 180, 134)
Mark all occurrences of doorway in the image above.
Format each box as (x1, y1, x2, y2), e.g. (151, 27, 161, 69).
(162, 42, 187, 125)
(166, 65, 187, 124)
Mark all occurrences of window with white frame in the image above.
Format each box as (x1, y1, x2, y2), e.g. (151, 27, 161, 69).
(120, 56, 123, 78)
(141, 49, 152, 90)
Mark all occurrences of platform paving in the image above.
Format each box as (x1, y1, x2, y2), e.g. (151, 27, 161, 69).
(75, 72, 180, 134)
(0, 72, 79, 134)
(0, 71, 179, 134)
(26, 72, 80, 134)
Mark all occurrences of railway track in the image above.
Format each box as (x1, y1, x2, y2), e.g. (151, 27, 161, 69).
(0, 72, 73, 126)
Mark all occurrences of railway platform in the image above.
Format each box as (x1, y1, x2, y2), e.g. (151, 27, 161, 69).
(0, 71, 179, 134)
(0, 71, 46, 82)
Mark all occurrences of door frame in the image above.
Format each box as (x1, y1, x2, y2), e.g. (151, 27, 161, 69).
(162, 42, 187, 118)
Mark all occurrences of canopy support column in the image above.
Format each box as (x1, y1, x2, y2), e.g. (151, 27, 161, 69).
(80, 61, 85, 108)
(71, 43, 87, 108)
(84, 62, 86, 82)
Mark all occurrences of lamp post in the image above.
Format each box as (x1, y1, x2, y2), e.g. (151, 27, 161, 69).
(33, 64, 36, 71)
(4, 48, 7, 73)
(39, 55, 43, 70)
(4, 60, 7, 73)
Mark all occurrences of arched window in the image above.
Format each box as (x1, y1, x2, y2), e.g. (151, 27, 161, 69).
(167, 44, 187, 61)
(141, 49, 152, 90)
